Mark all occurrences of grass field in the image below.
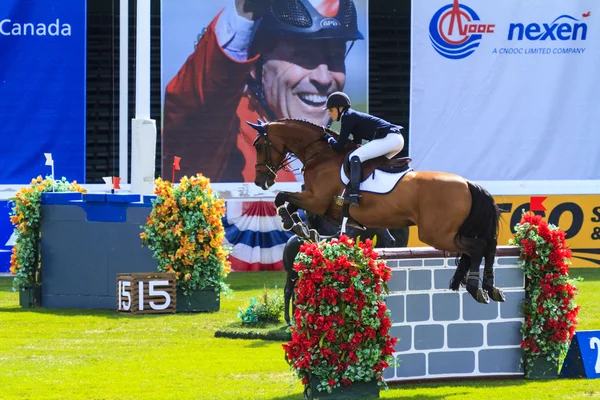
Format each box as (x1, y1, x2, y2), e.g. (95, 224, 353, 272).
(0, 268, 599, 400)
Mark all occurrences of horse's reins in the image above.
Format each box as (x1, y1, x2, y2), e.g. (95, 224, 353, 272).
(253, 126, 330, 177)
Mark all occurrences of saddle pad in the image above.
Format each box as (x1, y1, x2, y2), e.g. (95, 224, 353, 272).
(340, 165, 412, 194)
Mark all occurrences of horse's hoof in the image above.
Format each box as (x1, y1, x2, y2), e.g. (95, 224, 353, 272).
(308, 229, 320, 243)
(483, 284, 506, 302)
(467, 284, 490, 304)
(292, 223, 309, 239)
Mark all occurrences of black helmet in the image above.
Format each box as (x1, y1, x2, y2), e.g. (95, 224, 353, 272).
(257, 0, 364, 41)
(324, 91, 351, 110)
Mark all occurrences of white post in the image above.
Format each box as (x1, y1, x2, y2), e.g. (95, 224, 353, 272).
(131, 0, 156, 194)
(119, 0, 129, 184)
(135, 0, 151, 119)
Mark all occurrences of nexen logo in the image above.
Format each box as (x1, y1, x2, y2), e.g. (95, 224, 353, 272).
(508, 15, 588, 41)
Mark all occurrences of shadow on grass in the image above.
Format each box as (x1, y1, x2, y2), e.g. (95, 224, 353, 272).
(269, 391, 472, 400)
(570, 268, 600, 282)
(0, 299, 222, 320)
(214, 320, 292, 344)
(269, 377, 532, 400)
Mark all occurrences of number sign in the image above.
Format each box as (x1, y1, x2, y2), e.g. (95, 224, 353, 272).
(116, 273, 176, 314)
(559, 330, 600, 379)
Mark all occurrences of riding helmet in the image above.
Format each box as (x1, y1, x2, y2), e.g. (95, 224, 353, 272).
(324, 91, 351, 110)
(257, 0, 364, 41)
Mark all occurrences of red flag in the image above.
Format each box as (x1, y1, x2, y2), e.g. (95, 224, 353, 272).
(173, 156, 181, 170)
(113, 177, 121, 190)
(530, 196, 547, 211)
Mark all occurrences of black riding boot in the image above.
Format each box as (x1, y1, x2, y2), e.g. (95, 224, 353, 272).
(344, 156, 361, 207)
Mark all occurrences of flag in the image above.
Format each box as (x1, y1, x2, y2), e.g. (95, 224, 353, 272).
(102, 177, 121, 190)
(44, 153, 53, 167)
(173, 156, 181, 170)
(530, 196, 547, 212)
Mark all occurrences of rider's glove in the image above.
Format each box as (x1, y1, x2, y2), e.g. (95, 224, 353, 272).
(324, 134, 336, 145)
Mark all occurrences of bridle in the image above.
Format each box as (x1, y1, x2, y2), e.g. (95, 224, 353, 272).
(253, 128, 290, 178)
(253, 124, 330, 178)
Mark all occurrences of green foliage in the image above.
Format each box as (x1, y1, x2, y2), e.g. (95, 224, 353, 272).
(237, 285, 284, 324)
(140, 175, 232, 295)
(9, 176, 86, 291)
(283, 235, 397, 394)
(509, 211, 581, 377)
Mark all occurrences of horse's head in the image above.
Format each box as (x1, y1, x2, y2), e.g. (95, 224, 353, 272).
(246, 119, 288, 190)
(246, 118, 333, 190)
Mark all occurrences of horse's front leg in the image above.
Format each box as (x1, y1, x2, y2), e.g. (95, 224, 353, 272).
(275, 192, 296, 232)
(275, 191, 326, 241)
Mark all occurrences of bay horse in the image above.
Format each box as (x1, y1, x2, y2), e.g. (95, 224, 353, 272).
(247, 118, 505, 305)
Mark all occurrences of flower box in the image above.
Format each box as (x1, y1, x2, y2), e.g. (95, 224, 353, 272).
(176, 286, 220, 312)
(19, 285, 42, 308)
(283, 235, 396, 395)
(526, 356, 559, 380)
(305, 377, 379, 399)
(140, 175, 232, 310)
(510, 212, 581, 379)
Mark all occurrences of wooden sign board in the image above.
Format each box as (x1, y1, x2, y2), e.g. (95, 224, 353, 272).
(116, 272, 177, 314)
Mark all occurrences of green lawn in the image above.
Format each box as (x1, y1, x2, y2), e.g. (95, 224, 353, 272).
(0, 268, 598, 400)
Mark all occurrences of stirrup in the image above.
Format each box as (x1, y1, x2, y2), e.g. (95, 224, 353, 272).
(342, 194, 360, 207)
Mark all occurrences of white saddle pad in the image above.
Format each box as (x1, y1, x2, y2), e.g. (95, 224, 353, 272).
(340, 165, 412, 194)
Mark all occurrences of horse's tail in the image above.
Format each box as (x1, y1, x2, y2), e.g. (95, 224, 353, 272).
(450, 181, 501, 290)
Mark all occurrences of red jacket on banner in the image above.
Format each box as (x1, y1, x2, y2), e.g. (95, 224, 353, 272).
(162, 12, 297, 183)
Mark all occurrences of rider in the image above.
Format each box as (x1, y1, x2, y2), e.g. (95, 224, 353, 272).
(324, 92, 405, 207)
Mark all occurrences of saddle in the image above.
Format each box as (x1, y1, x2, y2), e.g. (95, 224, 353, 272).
(343, 154, 412, 182)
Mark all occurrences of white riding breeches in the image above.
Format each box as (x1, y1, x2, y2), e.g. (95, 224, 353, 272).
(350, 134, 405, 162)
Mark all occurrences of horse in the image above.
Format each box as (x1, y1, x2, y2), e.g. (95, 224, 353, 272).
(247, 118, 505, 305)
(281, 210, 408, 325)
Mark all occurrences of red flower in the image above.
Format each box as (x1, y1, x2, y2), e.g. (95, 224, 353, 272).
(284, 236, 398, 390)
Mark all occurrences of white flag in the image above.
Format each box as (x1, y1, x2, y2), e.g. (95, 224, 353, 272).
(102, 176, 112, 191)
(44, 153, 54, 167)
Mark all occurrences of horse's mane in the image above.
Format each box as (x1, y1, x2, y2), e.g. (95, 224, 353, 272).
(273, 118, 339, 137)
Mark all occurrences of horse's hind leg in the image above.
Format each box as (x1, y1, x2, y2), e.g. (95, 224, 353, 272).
(482, 240, 506, 302)
(284, 275, 295, 325)
(454, 237, 490, 304)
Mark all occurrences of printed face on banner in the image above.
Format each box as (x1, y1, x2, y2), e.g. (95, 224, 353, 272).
(160, 0, 369, 183)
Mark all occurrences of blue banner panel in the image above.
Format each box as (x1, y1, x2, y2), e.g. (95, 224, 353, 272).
(0, 201, 13, 273)
(0, 0, 86, 184)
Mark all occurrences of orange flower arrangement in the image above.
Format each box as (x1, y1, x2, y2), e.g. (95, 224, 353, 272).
(140, 174, 231, 295)
(9, 176, 87, 290)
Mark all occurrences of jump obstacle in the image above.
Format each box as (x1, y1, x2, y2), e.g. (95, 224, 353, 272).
(377, 246, 524, 381)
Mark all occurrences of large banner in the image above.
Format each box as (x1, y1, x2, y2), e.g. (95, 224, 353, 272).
(0, 0, 86, 184)
(410, 0, 600, 181)
(160, 0, 369, 183)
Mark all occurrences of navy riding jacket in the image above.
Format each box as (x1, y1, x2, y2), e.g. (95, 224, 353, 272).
(329, 108, 402, 153)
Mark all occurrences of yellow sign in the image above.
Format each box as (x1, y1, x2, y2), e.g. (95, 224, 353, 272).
(407, 194, 600, 268)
